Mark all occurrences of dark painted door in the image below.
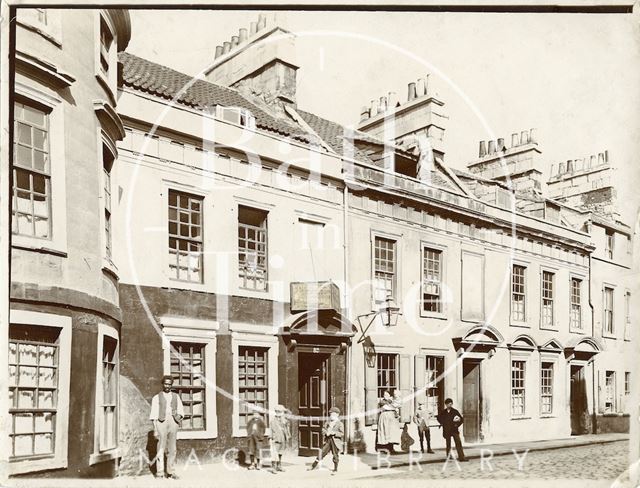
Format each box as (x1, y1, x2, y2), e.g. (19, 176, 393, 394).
(570, 365, 588, 435)
(298, 352, 329, 456)
(462, 360, 481, 443)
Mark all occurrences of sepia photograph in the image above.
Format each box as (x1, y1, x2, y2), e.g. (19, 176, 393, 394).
(0, 1, 638, 487)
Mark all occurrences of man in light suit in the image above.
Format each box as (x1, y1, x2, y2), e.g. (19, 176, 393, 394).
(308, 406, 344, 474)
(150, 375, 184, 479)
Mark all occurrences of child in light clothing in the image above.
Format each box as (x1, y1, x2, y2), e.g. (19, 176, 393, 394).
(413, 401, 435, 454)
(270, 405, 291, 473)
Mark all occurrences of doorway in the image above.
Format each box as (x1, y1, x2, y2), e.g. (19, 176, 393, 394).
(570, 365, 589, 435)
(462, 360, 482, 443)
(298, 352, 330, 456)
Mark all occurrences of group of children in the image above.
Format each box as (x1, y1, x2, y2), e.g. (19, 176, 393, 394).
(245, 404, 344, 474)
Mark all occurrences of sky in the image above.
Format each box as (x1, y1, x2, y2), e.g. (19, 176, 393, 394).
(126, 9, 640, 225)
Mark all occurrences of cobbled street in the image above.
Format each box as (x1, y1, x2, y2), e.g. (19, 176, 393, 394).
(363, 440, 630, 481)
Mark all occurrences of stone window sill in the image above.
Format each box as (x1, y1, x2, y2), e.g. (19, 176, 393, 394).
(89, 448, 120, 466)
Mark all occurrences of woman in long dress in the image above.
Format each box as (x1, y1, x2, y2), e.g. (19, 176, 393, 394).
(377, 390, 400, 452)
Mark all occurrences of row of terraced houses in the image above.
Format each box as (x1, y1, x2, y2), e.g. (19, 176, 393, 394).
(2, 8, 637, 479)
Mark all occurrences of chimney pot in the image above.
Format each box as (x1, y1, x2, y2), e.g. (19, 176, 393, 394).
(231, 35, 239, 47)
(416, 78, 426, 97)
(511, 133, 519, 147)
(520, 130, 529, 144)
(529, 128, 536, 143)
(215, 45, 223, 58)
(598, 152, 605, 165)
(222, 41, 231, 54)
(567, 160, 573, 173)
(250, 22, 258, 35)
(488, 140, 496, 154)
(257, 14, 266, 30)
(479, 141, 487, 158)
(360, 106, 370, 122)
(387, 91, 398, 109)
(589, 155, 596, 168)
(370, 99, 379, 116)
(497, 138, 505, 151)
(550, 163, 555, 176)
(424, 74, 430, 96)
(407, 82, 417, 101)
(559, 162, 566, 173)
(239, 28, 248, 43)
(604, 150, 609, 163)
(379, 96, 387, 114)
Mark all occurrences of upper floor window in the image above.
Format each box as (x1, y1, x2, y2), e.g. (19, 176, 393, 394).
(216, 106, 256, 130)
(422, 248, 442, 313)
(99, 15, 114, 76)
(102, 146, 114, 260)
(238, 206, 268, 291)
(624, 291, 631, 340)
(603, 287, 614, 335)
(168, 190, 203, 283)
(541, 271, 554, 328)
(605, 229, 614, 260)
(511, 265, 526, 322)
(12, 102, 51, 239)
(374, 237, 396, 305)
(570, 278, 582, 330)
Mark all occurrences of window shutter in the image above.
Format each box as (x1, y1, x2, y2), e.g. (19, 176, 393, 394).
(364, 358, 378, 426)
(414, 354, 426, 411)
(597, 369, 605, 414)
(399, 354, 412, 424)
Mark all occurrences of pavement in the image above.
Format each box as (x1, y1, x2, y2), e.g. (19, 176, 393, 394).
(5, 433, 633, 488)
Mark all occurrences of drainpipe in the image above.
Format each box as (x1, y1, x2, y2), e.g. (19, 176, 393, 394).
(343, 181, 351, 450)
(588, 248, 597, 433)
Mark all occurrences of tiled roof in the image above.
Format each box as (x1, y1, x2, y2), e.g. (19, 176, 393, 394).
(119, 52, 311, 141)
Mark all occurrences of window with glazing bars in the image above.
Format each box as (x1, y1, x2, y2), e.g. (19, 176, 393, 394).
(238, 206, 268, 291)
(374, 237, 396, 304)
(625, 292, 631, 339)
(604, 287, 614, 335)
(12, 102, 51, 239)
(605, 370, 616, 413)
(540, 362, 553, 414)
(570, 278, 582, 329)
(511, 360, 526, 416)
(605, 229, 614, 260)
(425, 356, 444, 416)
(99, 16, 113, 75)
(238, 346, 268, 430)
(170, 342, 206, 431)
(168, 191, 203, 282)
(511, 265, 526, 322)
(9, 324, 59, 460)
(423, 248, 442, 313)
(625, 372, 630, 395)
(541, 271, 554, 327)
(377, 353, 398, 400)
(103, 146, 113, 260)
(100, 336, 118, 450)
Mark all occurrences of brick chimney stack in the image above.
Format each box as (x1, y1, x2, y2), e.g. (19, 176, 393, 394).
(206, 13, 299, 111)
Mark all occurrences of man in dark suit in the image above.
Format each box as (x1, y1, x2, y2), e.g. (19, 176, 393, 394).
(436, 398, 468, 462)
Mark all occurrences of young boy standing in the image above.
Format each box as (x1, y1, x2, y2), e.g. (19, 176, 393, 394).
(308, 406, 344, 474)
(413, 401, 435, 454)
(246, 408, 266, 470)
(270, 404, 291, 473)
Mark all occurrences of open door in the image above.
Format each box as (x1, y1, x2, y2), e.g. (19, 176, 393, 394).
(570, 365, 589, 435)
(462, 360, 482, 443)
(298, 352, 330, 456)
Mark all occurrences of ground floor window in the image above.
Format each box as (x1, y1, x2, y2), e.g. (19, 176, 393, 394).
(377, 353, 398, 399)
(9, 324, 59, 459)
(511, 360, 526, 417)
(238, 346, 269, 430)
(625, 372, 630, 395)
(425, 356, 444, 416)
(605, 371, 616, 413)
(540, 362, 554, 415)
(170, 341, 206, 431)
(99, 335, 118, 451)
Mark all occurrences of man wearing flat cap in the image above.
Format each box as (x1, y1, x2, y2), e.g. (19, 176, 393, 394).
(308, 406, 344, 474)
